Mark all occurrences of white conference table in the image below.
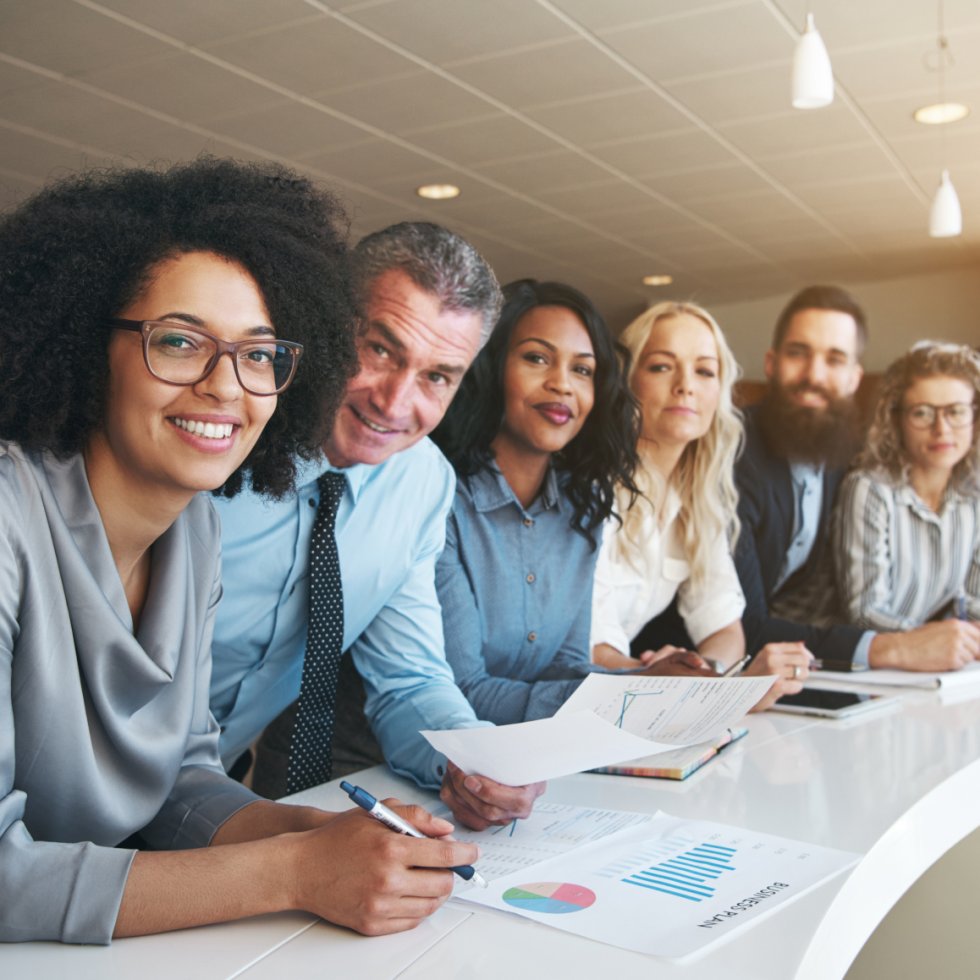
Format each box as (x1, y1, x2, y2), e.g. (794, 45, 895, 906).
(9, 682, 980, 980)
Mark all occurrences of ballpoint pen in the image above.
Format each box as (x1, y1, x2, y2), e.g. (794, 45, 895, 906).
(340, 781, 488, 887)
(721, 654, 752, 677)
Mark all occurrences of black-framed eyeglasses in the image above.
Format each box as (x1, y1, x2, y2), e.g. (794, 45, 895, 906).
(903, 401, 975, 429)
(110, 319, 303, 396)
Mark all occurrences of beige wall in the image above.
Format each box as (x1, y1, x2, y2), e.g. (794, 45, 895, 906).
(709, 263, 980, 381)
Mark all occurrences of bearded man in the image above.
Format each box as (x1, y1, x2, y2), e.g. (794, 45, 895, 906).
(736, 285, 978, 670)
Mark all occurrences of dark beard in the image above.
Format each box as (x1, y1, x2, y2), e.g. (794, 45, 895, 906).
(756, 384, 860, 468)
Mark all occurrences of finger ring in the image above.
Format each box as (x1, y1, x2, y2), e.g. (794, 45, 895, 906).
(792, 665, 802, 680)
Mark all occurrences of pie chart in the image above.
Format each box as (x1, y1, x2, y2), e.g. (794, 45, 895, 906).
(502, 881, 596, 914)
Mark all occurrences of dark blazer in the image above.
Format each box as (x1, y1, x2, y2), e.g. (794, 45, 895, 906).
(734, 405, 865, 664)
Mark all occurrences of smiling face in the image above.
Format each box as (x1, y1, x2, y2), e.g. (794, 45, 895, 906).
(87, 250, 278, 507)
(491, 305, 596, 463)
(765, 308, 863, 410)
(900, 374, 975, 478)
(631, 312, 720, 452)
(325, 268, 483, 468)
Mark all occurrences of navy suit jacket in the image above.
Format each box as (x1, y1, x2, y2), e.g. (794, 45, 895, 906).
(734, 405, 865, 664)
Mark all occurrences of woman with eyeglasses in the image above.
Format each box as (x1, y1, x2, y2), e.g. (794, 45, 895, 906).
(833, 342, 980, 666)
(0, 159, 476, 944)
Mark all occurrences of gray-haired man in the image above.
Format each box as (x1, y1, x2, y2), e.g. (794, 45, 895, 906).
(210, 222, 543, 829)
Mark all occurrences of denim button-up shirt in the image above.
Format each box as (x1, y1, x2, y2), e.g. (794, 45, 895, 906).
(436, 463, 601, 724)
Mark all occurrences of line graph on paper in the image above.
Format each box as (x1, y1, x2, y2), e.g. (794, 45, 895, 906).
(615, 690, 664, 728)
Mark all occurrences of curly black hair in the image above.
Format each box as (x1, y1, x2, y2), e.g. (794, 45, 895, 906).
(0, 157, 358, 498)
(431, 279, 641, 548)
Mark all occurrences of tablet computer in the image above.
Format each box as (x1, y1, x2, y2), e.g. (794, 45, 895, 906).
(772, 687, 895, 719)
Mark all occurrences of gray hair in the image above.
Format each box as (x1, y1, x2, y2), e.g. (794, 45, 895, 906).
(353, 221, 502, 346)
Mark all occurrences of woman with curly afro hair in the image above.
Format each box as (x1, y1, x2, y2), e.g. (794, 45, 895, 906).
(0, 158, 477, 945)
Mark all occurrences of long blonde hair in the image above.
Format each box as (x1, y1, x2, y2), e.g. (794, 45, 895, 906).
(615, 301, 743, 584)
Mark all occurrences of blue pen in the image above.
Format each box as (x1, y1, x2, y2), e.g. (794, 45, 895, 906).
(340, 781, 487, 887)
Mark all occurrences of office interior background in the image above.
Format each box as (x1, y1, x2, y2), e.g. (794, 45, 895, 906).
(1, 2, 978, 976)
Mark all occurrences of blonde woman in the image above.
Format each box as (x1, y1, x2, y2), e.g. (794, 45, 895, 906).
(591, 301, 813, 708)
(833, 342, 980, 668)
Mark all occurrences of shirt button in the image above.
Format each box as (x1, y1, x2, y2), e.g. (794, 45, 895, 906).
(308, 498, 317, 508)
(526, 573, 536, 583)
(523, 517, 534, 527)
(528, 631, 537, 642)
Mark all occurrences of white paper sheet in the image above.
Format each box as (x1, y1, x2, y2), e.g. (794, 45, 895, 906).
(437, 801, 655, 884)
(557, 673, 775, 742)
(460, 813, 858, 961)
(422, 710, 657, 784)
(422, 674, 775, 785)
(816, 660, 980, 691)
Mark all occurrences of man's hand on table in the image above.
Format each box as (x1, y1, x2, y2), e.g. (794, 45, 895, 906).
(439, 761, 545, 831)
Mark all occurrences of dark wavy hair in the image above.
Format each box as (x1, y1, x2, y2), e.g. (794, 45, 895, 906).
(432, 279, 640, 548)
(0, 157, 358, 498)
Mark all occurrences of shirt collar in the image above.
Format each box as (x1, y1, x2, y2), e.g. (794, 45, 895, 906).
(295, 452, 369, 503)
(468, 462, 563, 516)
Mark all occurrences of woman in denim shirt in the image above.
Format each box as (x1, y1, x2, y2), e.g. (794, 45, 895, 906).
(431, 280, 642, 723)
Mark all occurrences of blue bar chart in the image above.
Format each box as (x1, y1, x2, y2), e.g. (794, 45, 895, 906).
(621, 842, 737, 902)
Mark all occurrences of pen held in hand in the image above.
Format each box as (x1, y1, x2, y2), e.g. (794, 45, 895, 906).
(339, 780, 488, 887)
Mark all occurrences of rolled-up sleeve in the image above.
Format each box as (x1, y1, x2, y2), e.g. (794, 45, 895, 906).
(677, 533, 745, 646)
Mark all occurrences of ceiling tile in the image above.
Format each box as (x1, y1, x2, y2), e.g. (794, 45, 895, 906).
(525, 87, 694, 145)
(345, 0, 574, 64)
(89, 1, 318, 44)
(301, 138, 450, 186)
(645, 164, 776, 203)
(593, 129, 738, 176)
(756, 142, 896, 186)
(549, 0, 727, 34)
(664, 63, 793, 125)
(204, 17, 417, 96)
(318, 72, 496, 135)
(831, 26, 980, 101)
(534, 179, 668, 218)
(684, 188, 813, 225)
(207, 100, 371, 158)
(717, 104, 871, 158)
(402, 114, 559, 166)
(77, 53, 285, 124)
(600, 3, 791, 83)
(449, 39, 639, 108)
(473, 149, 615, 193)
(0, 0, 171, 75)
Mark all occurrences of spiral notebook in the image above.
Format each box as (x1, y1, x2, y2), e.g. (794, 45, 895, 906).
(591, 726, 748, 780)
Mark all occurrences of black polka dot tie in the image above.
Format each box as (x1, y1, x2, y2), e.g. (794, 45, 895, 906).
(286, 470, 346, 795)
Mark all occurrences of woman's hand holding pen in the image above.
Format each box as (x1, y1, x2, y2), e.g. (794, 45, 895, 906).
(636, 645, 716, 677)
(743, 642, 814, 712)
(285, 800, 478, 936)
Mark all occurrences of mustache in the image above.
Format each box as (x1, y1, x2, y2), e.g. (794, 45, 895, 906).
(787, 380, 834, 401)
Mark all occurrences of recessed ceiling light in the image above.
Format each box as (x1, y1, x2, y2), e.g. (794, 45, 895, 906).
(913, 102, 969, 125)
(642, 274, 673, 287)
(416, 183, 461, 200)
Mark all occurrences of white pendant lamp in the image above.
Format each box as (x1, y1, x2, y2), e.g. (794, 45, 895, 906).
(792, 13, 834, 109)
(927, 2, 963, 238)
(930, 169, 962, 238)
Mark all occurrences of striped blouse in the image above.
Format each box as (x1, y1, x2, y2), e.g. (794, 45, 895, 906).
(833, 468, 980, 630)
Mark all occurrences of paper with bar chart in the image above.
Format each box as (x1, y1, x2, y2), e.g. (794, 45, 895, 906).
(460, 813, 857, 960)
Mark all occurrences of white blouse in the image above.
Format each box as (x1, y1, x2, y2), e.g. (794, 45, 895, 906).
(590, 487, 745, 655)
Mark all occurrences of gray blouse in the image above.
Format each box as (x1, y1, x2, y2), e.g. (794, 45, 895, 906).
(0, 443, 258, 945)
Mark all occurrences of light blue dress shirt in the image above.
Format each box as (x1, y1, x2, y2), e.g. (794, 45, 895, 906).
(210, 437, 485, 789)
(436, 464, 602, 724)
